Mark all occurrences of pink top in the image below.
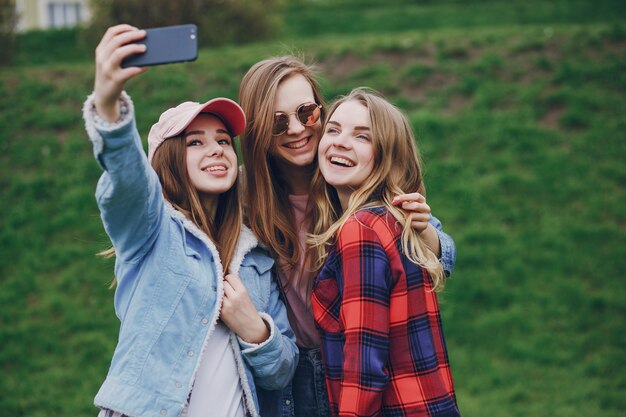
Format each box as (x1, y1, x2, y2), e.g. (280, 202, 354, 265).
(277, 194, 321, 349)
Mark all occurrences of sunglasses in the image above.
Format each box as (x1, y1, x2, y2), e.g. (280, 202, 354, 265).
(272, 102, 322, 136)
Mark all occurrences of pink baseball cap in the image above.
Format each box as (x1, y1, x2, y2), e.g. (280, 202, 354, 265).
(147, 97, 246, 162)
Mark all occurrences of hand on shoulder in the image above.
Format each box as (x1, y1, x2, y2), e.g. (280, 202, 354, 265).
(392, 192, 431, 234)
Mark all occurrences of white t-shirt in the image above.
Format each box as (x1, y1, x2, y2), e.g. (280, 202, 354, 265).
(186, 322, 245, 417)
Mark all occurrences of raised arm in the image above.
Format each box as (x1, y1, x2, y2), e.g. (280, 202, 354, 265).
(83, 25, 163, 263)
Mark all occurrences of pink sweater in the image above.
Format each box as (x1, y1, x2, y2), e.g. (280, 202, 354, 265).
(276, 194, 321, 348)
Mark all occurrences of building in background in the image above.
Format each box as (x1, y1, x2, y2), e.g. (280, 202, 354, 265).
(15, 0, 91, 31)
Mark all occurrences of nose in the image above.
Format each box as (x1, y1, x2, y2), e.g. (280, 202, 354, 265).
(286, 113, 305, 136)
(331, 131, 351, 149)
(206, 140, 224, 157)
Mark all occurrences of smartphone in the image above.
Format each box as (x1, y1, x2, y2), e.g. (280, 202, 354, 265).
(121, 24, 198, 68)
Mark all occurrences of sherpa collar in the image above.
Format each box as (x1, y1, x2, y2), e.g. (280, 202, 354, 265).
(163, 201, 258, 275)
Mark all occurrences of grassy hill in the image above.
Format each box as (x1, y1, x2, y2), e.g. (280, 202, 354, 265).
(1, 1, 625, 416)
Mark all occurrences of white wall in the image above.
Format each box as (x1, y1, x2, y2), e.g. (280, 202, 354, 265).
(15, 0, 91, 32)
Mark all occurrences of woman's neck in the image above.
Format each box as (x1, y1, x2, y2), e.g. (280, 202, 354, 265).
(274, 160, 315, 195)
(332, 186, 351, 212)
(338, 192, 349, 212)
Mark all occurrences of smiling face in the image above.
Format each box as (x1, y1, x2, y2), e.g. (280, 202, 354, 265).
(318, 99, 375, 210)
(185, 114, 238, 199)
(271, 74, 322, 172)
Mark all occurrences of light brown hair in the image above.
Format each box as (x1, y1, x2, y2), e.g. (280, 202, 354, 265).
(152, 136, 242, 271)
(309, 88, 445, 290)
(238, 55, 325, 280)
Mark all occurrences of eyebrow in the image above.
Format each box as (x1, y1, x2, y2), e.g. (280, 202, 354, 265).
(183, 129, 231, 138)
(327, 120, 370, 131)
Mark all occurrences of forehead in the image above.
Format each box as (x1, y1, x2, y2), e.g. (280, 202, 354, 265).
(185, 113, 228, 132)
(275, 74, 315, 111)
(329, 100, 369, 126)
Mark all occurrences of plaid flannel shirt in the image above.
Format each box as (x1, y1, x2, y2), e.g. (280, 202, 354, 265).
(312, 207, 460, 417)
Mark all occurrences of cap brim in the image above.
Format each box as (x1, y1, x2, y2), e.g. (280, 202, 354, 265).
(200, 98, 246, 136)
(169, 98, 246, 139)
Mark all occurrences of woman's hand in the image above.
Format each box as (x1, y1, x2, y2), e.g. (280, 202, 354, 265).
(392, 192, 431, 233)
(220, 274, 270, 344)
(94, 24, 148, 122)
(392, 192, 441, 256)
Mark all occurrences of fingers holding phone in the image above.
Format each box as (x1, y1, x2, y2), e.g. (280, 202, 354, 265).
(93, 24, 198, 122)
(94, 24, 148, 122)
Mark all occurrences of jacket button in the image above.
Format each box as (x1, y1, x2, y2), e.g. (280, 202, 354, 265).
(176, 382, 182, 388)
(285, 400, 291, 405)
(160, 410, 167, 416)
(187, 350, 194, 357)
(201, 318, 209, 325)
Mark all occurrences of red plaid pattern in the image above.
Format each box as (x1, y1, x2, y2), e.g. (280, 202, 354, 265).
(312, 207, 460, 417)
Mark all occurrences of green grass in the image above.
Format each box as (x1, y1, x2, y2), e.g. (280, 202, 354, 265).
(284, 0, 626, 37)
(1, 2, 625, 416)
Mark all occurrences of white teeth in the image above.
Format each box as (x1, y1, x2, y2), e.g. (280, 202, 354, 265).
(204, 166, 226, 172)
(285, 137, 309, 149)
(330, 156, 355, 167)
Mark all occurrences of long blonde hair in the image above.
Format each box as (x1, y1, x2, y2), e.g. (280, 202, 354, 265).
(309, 88, 445, 290)
(101, 134, 242, 279)
(238, 55, 325, 275)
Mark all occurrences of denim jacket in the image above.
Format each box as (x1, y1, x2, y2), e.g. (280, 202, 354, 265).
(83, 93, 298, 417)
(430, 215, 456, 276)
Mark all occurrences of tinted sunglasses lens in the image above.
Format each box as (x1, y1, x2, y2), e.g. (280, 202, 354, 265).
(273, 113, 289, 136)
(297, 103, 321, 126)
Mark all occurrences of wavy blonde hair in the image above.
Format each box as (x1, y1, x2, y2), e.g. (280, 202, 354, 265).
(309, 88, 445, 290)
(238, 55, 326, 278)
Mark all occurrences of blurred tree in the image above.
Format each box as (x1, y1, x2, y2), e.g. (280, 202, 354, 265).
(0, 0, 17, 65)
(87, 0, 285, 47)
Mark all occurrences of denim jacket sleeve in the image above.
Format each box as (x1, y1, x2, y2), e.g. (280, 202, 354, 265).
(429, 215, 456, 277)
(83, 92, 164, 264)
(237, 267, 298, 390)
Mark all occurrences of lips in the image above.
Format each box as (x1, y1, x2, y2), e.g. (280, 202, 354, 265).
(202, 163, 228, 173)
(283, 136, 311, 150)
(328, 154, 356, 167)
